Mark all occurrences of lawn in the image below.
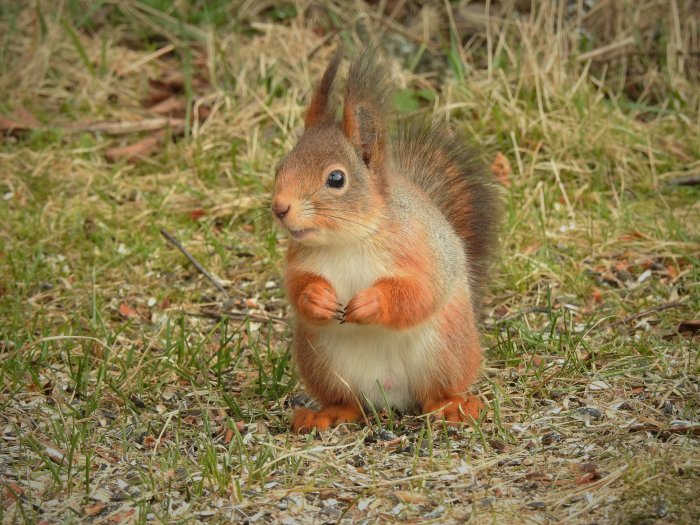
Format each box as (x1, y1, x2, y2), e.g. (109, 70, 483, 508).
(1, 1, 699, 523)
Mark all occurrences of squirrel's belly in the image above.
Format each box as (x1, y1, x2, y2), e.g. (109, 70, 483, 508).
(316, 320, 440, 411)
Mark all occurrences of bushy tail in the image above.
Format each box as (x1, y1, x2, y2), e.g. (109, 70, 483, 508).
(392, 120, 500, 309)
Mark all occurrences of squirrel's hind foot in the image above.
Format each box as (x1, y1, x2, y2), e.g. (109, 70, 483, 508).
(423, 395, 481, 424)
(292, 405, 364, 434)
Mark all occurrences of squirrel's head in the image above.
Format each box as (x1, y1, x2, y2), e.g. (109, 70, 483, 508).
(272, 49, 391, 247)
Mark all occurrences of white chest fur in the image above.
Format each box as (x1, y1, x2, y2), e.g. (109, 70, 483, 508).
(299, 242, 390, 304)
(298, 243, 438, 411)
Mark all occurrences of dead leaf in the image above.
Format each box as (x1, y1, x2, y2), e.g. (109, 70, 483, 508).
(524, 471, 552, 481)
(106, 133, 163, 163)
(491, 152, 511, 186)
(44, 445, 65, 464)
(0, 109, 39, 134)
(522, 242, 540, 256)
(395, 491, 428, 504)
(118, 303, 138, 319)
(160, 70, 185, 90)
(14, 108, 40, 127)
(107, 508, 135, 523)
(591, 288, 603, 304)
(3, 482, 23, 502)
(148, 96, 187, 117)
(85, 502, 107, 516)
(660, 138, 692, 162)
(576, 462, 602, 484)
(576, 472, 597, 485)
(0, 117, 34, 133)
(189, 208, 206, 220)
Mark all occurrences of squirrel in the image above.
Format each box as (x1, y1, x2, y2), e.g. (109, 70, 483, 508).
(271, 49, 500, 433)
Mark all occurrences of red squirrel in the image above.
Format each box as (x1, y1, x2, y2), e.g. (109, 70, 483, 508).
(271, 50, 500, 433)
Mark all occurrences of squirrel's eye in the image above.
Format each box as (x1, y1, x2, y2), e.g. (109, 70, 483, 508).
(326, 169, 345, 189)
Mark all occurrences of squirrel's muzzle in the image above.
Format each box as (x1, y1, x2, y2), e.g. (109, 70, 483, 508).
(272, 198, 291, 220)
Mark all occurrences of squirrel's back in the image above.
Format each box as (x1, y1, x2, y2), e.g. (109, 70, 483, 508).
(392, 120, 499, 308)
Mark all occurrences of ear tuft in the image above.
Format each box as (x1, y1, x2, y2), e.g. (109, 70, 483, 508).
(304, 47, 343, 129)
(342, 51, 392, 169)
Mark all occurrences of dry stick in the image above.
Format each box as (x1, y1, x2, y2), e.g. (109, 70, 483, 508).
(667, 175, 700, 186)
(65, 117, 186, 135)
(160, 229, 228, 296)
(193, 309, 287, 326)
(606, 301, 688, 329)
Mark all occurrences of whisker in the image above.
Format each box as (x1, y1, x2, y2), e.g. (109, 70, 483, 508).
(309, 212, 380, 236)
(301, 183, 327, 202)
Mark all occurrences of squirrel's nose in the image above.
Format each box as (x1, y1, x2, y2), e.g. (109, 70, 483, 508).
(272, 199, 291, 220)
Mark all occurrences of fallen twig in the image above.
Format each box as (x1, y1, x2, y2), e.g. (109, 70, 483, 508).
(160, 229, 228, 296)
(190, 309, 287, 326)
(64, 117, 186, 135)
(667, 175, 700, 187)
(606, 301, 689, 329)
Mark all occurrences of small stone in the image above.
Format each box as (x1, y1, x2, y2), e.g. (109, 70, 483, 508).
(479, 497, 494, 508)
(616, 268, 632, 281)
(637, 269, 652, 283)
(378, 429, 397, 441)
(424, 505, 446, 519)
(588, 380, 611, 391)
(357, 497, 374, 511)
(577, 407, 603, 420)
(90, 488, 111, 503)
(656, 498, 668, 517)
(542, 433, 562, 446)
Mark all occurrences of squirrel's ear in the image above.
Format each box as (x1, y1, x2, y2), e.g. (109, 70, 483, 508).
(304, 48, 342, 129)
(341, 53, 391, 168)
(342, 102, 383, 166)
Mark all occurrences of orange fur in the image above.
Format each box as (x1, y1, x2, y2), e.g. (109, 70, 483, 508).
(292, 323, 352, 405)
(343, 226, 438, 329)
(285, 257, 340, 325)
(292, 404, 364, 434)
(423, 395, 481, 424)
(417, 293, 482, 406)
(344, 275, 435, 329)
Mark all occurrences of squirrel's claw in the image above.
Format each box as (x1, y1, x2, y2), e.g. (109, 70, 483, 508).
(332, 307, 346, 323)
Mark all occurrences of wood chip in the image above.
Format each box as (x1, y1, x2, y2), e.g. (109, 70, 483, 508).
(118, 303, 139, 319)
(85, 502, 107, 516)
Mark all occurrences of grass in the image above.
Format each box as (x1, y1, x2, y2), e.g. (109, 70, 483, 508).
(1, 1, 699, 523)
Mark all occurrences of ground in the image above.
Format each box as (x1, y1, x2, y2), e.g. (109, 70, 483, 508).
(1, 1, 699, 524)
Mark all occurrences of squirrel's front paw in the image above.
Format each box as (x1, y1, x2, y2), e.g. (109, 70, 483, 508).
(344, 287, 386, 325)
(298, 282, 343, 323)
